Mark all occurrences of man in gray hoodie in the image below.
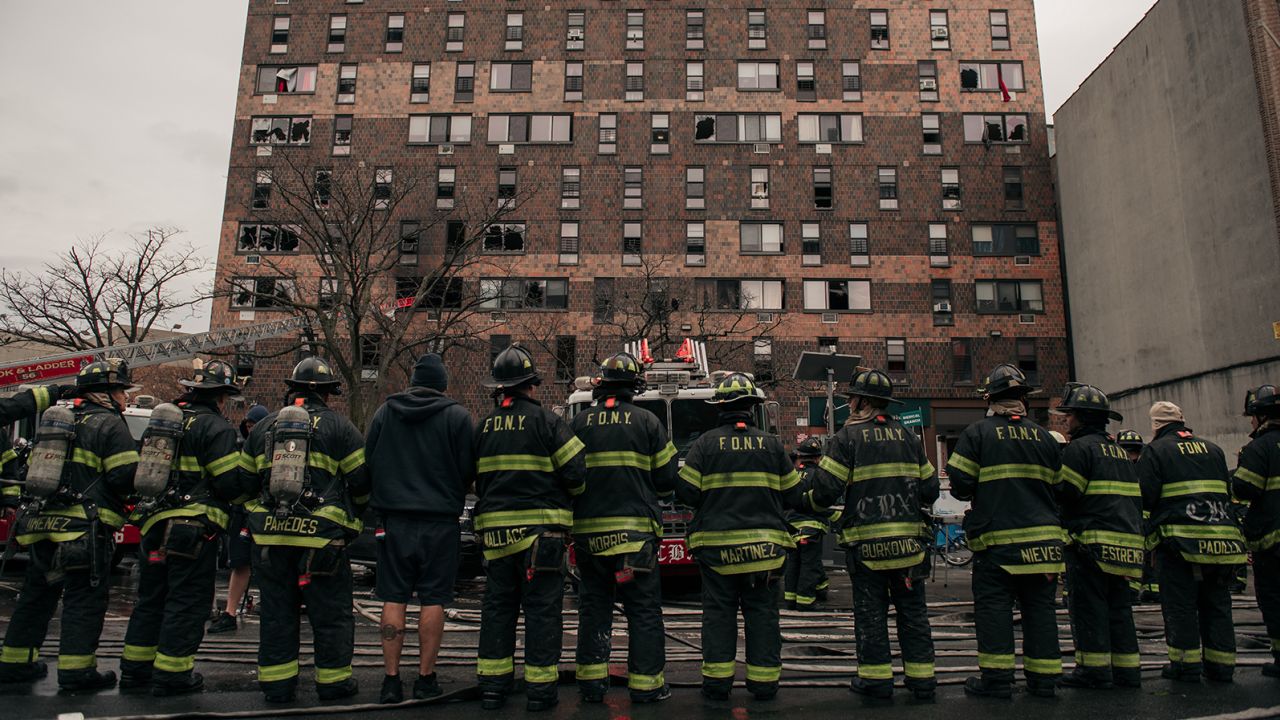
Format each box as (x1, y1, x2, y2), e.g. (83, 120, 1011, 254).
(365, 353, 476, 703)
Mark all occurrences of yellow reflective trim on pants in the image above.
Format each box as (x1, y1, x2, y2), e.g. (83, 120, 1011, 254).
(978, 652, 1015, 670)
(155, 652, 195, 673)
(1161, 480, 1229, 498)
(258, 660, 300, 682)
(575, 663, 608, 681)
(474, 508, 572, 530)
(316, 665, 352, 684)
(1112, 653, 1141, 669)
(122, 644, 157, 662)
(524, 664, 559, 684)
(628, 671, 664, 691)
(477, 657, 515, 676)
(702, 661, 736, 679)
(1168, 646, 1201, 663)
(0, 646, 37, 664)
(904, 661, 934, 679)
(858, 663, 893, 680)
(746, 664, 781, 683)
(795, 595, 816, 606)
(783, 591, 797, 601)
(58, 654, 96, 670)
(1023, 657, 1062, 675)
(1203, 648, 1236, 665)
(1076, 651, 1110, 668)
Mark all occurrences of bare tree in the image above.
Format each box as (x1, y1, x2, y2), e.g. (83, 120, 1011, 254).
(0, 228, 209, 352)
(226, 148, 532, 428)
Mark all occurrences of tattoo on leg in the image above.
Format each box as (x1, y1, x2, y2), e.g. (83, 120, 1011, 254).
(382, 624, 405, 641)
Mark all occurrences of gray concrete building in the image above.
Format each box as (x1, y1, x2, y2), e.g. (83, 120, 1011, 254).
(1055, 0, 1280, 452)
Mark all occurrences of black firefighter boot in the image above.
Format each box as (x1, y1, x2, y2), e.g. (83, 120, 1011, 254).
(0, 660, 47, 684)
(58, 669, 117, 693)
(152, 671, 205, 697)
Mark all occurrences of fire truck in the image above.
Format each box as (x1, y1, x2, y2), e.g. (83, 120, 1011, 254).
(561, 340, 779, 575)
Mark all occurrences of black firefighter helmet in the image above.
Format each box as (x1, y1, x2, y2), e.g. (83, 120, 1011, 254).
(179, 360, 241, 395)
(1244, 385, 1279, 416)
(791, 436, 824, 460)
(1115, 429, 1145, 450)
(484, 345, 541, 390)
(597, 352, 645, 391)
(847, 368, 904, 406)
(1053, 383, 1123, 422)
(75, 358, 140, 393)
(285, 356, 342, 395)
(978, 363, 1036, 399)
(706, 373, 764, 406)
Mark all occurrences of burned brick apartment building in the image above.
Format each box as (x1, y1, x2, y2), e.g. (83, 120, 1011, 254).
(211, 0, 1067, 464)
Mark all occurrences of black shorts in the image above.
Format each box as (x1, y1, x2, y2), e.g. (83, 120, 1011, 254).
(375, 515, 460, 606)
(226, 509, 252, 569)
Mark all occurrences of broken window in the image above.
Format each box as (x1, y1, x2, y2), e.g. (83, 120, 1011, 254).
(963, 114, 1029, 144)
(480, 279, 568, 310)
(483, 223, 526, 253)
(252, 170, 272, 209)
(959, 62, 1025, 92)
(256, 66, 317, 94)
(237, 223, 300, 253)
(231, 277, 296, 309)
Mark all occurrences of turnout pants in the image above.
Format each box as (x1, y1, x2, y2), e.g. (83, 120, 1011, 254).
(1156, 546, 1236, 678)
(1256, 550, 1280, 665)
(574, 550, 665, 695)
(1064, 546, 1140, 684)
(251, 542, 354, 694)
(847, 555, 935, 690)
(784, 535, 827, 607)
(699, 563, 781, 696)
(477, 550, 565, 702)
(972, 553, 1062, 686)
(122, 521, 220, 682)
(0, 533, 113, 684)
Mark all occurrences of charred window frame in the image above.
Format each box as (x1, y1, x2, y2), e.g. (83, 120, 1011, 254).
(482, 223, 527, 254)
(231, 276, 296, 309)
(237, 223, 301, 254)
(252, 170, 272, 210)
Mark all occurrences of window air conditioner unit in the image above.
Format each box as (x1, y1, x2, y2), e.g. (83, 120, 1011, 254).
(753, 143, 770, 154)
(490, 312, 508, 322)
(1019, 314, 1036, 324)
(757, 312, 775, 323)
(933, 301, 952, 313)
(498, 144, 515, 155)
(920, 78, 938, 91)
(438, 144, 454, 155)
(246, 255, 261, 265)
(567, 28, 584, 40)
(821, 313, 838, 324)
(931, 26, 950, 40)
(1014, 255, 1031, 265)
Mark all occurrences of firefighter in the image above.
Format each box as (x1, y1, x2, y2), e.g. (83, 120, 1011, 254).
(240, 357, 369, 703)
(783, 437, 836, 612)
(805, 369, 939, 700)
(1231, 385, 1280, 678)
(0, 385, 64, 508)
(1139, 401, 1245, 683)
(0, 360, 139, 691)
(676, 373, 803, 702)
(947, 363, 1064, 699)
(1117, 429, 1159, 601)
(119, 361, 244, 695)
(570, 352, 678, 704)
(473, 345, 586, 712)
(1052, 385, 1143, 689)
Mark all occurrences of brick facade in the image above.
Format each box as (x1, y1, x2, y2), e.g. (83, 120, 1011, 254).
(212, 0, 1068, 456)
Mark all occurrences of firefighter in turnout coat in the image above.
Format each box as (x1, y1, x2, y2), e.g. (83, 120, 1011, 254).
(676, 373, 803, 702)
(806, 369, 939, 700)
(240, 358, 370, 703)
(0, 360, 139, 692)
(1139, 401, 1245, 683)
(473, 345, 586, 712)
(947, 364, 1065, 699)
(570, 353, 678, 704)
(120, 362, 244, 696)
(1233, 385, 1280, 678)
(1053, 384, 1144, 689)
(783, 437, 837, 611)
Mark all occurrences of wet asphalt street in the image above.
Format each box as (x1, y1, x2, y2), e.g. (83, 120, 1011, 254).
(1, 557, 1278, 720)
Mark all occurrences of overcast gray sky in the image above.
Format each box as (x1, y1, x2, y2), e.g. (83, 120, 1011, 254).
(0, 0, 1157, 334)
